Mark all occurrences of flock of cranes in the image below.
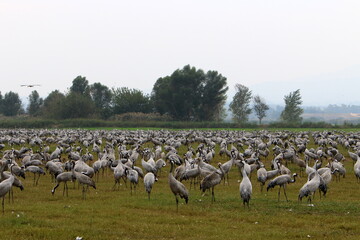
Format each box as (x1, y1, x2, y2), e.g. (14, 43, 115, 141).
(0, 128, 359, 213)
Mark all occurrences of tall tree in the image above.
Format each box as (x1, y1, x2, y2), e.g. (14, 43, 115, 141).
(152, 65, 228, 121)
(198, 71, 228, 121)
(61, 92, 96, 119)
(112, 87, 152, 115)
(70, 76, 90, 96)
(64, 75, 94, 118)
(253, 95, 269, 124)
(90, 82, 112, 119)
(27, 90, 43, 116)
(229, 84, 252, 123)
(151, 76, 171, 115)
(40, 90, 66, 119)
(2, 91, 22, 116)
(280, 89, 303, 123)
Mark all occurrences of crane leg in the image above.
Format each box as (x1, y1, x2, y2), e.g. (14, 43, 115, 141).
(36, 174, 41, 186)
(211, 187, 215, 202)
(277, 187, 281, 201)
(2, 197, 4, 214)
(175, 196, 179, 212)
(283, 186, 288, 202)
(83, 185, 88, 200)
(65, 182, 69, 197)
(122, 177, 128, 188)
(63, 183, 66, 196)
(52, 183, 59, 195)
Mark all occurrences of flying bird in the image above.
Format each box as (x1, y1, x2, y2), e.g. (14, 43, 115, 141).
(21, 84, 41, 87)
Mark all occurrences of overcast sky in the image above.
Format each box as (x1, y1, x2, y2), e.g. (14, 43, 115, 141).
(1, 1, 359, 106)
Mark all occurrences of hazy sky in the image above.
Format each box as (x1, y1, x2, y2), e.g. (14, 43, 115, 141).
(1, 1, 360, 106)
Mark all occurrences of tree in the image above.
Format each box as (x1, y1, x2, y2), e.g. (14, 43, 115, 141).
(198, 71, 228, 121)
(27, 90, 43, 116)
(40, 90, 66, 119)
(151, 65, 228, 121)
(229, 84, 252, 123)
(280, 89, 303, 123)
(253, 95, 269, 124)
(70, 76, 90, 96)
(2, 91, 22, 116)
(90, 82, 112, 119)
(112, 87, 152, 115)
(63, 75, 95, 118)
(151, 76, 171, 115)
(61, 92, 96, 119)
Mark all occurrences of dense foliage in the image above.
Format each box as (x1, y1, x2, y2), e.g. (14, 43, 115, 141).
(253, 95, 269, 124)
(280, 89, 304, 123)
(152, 65, 228, 121)
(229, 84, 252, 123)
(4, 67, 349, 126)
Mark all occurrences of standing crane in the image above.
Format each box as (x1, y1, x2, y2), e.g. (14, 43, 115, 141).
(144, 172, 157, 200)
(239, 161, 252, 208)
(298, 162, 321, 203)
(0, 164, 15, 213)
(267, 173, 298, 202)
(200, 163, 225, 202)
(168, 160, 189, 211)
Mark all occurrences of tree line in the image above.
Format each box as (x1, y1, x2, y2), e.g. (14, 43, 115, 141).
(0, 65, 303, 124)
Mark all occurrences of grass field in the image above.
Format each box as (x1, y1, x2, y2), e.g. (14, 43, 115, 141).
(1, 130, 360, 240)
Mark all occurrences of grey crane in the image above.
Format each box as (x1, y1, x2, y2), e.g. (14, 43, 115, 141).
(298, 163, 321, 203)
(111, 161, 127, 190)
(0, 164, 15, 213)
(45, 161, 63, 182)
(220, 152, 236, 185)
(267, 173, 297, 201)
(1, 171, 24, 203)
(200, 163, 225, 202)
(72, 169, 96, 200)
(354, 155, 360, 182)
(24, 165, 46, 186)
(154, 158, 166, 176)
(168, 160, 189, 211)
(330, 160, 346, 181)
(239, 162, 252, 208)
(265, 160, 280, 180)
(318, 168, 339, 197)
(180, 162, 200, 189)
(144, 172, 157, 200)
(51, 172, 76, 196)
(257, 163, 267, 192)
(304, 148, 318, 161)
(125, 167, 139, 195)
(293, 156, 306, 176)
(141, 158, 156, 174)
(74, 157, 95, 178)
(348, 151, 359, 164)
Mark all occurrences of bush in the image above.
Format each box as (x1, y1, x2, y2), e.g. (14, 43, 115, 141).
(112, 112, 173, 122)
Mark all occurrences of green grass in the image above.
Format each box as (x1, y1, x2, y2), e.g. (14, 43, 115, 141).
(2, 132, 360, 240)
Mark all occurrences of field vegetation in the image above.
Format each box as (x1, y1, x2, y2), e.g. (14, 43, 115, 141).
(1, 129, 360, 240)
(0, 116, 359, 129)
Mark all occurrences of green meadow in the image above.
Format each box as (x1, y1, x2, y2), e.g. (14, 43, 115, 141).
(1, 129, 360, 240)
